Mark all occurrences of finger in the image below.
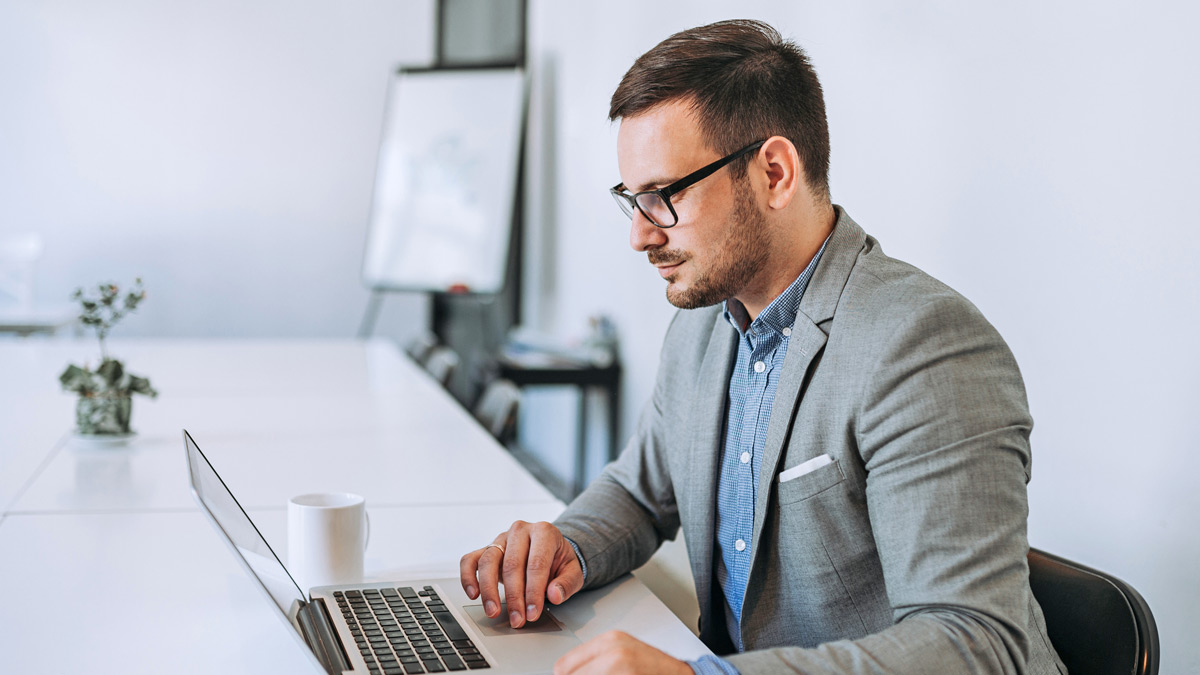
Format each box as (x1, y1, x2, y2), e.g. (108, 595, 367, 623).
(547, 547, 585, 606)
(523, 523, 560, 622)
(458, 548, 484, 600)
(503, 525, 532, 627)
(554, 631, 617, 674)
(476, 535, 508, 619)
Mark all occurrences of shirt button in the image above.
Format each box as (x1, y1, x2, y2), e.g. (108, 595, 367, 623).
(740, 451, 750, 464)
(754, 361, 765, 373)
(782, 326, 792, 337)
(735, 539, 746, 552)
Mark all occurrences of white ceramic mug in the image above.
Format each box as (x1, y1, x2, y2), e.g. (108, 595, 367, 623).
(287, 492, 370, 590)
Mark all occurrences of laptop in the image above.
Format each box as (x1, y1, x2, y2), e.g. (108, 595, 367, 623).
(184, 429, 703, 674)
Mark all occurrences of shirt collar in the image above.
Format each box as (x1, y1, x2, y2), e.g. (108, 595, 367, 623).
(722, 233, 832, 338)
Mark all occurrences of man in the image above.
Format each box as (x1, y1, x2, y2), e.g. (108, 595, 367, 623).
(461, 19, 1066, 674)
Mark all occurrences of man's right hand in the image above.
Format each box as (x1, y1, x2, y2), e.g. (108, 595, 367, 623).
(459, 520, 585, 629)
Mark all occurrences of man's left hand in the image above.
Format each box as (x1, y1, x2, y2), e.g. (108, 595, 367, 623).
(554, 630, 692, 675)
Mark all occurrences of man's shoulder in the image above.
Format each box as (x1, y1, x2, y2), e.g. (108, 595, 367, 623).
(843, 235, 988, 327)
(827, 234, 1006, 364)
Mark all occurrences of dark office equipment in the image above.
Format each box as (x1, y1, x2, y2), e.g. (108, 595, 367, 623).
(498, 357, 620, 496)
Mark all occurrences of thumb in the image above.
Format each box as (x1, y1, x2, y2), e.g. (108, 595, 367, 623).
(547, 556, 585, 605)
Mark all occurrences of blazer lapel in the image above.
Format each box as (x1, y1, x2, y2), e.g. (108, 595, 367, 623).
(747, 208, 867, 574)
(683, 316, 737, 632)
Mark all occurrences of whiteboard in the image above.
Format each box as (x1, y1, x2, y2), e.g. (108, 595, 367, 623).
(362, 68, 525, 293)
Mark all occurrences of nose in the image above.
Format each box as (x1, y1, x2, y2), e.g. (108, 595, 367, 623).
(629, 209, 667, 252)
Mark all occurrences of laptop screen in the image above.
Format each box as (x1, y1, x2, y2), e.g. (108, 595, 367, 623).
(184, 430, 307, 622)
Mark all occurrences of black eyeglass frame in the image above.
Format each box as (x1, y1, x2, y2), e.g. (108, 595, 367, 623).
(609, 140, 766, 228)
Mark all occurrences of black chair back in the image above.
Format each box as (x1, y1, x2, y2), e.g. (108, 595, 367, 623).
(1027, 548, 1159, 675)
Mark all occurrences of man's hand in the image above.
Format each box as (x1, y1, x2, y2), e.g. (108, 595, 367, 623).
(459, 520, 584, 628)
(554, 631, 692, 675)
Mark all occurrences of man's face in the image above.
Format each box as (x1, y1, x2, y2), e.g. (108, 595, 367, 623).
(616, 100, 771, 310)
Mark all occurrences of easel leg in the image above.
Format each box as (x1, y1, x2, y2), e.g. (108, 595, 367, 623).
(358, 289, 385, 339)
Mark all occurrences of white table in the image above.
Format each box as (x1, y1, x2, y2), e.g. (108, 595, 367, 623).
(0, 339, 707, 673)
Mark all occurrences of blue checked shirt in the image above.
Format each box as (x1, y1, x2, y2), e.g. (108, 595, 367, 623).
(690, 236, 829, 675)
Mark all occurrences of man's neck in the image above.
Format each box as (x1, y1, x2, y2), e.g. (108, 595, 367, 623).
(737, 202, 836, 321)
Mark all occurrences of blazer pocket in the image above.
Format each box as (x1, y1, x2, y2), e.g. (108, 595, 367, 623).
(777, 458, 845, 505)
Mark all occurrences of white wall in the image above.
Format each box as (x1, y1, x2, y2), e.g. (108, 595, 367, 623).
(524, 1, 1200, 671)
(4, 0, 1197, 669)
(0, 0, 435, 339)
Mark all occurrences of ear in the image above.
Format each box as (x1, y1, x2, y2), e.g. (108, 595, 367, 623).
(755, 136, 801, 211)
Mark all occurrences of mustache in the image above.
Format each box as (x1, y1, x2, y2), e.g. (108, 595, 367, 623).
(647, 249, 686, 266)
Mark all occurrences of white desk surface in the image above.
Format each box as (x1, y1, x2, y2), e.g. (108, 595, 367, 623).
(0, 339, 708, 673)
(3, 339, 559, 512)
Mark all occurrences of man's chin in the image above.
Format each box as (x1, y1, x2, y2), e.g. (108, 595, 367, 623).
(665, 282, 722, 310)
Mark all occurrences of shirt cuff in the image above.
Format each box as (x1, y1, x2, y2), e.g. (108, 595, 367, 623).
(562, 536, 588, 583)
(688, 655, 741, 675)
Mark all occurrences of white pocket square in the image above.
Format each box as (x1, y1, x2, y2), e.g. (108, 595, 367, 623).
(778, 454, 833, 483)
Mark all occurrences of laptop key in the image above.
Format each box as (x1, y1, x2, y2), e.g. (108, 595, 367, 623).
(403, 662, 426, 674)
(426, 662, 446, 673)
(441, 654, 466, 671)
(465, 661, 490, 670)
(431, 611, 469, 641)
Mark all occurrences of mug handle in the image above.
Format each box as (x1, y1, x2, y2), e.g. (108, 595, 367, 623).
(363, 510, 372, 551)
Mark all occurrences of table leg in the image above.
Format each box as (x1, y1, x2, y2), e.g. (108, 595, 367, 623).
(574, 386, 588, 496)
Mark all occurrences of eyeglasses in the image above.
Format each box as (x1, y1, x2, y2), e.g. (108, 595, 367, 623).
(609, 140, 766, 228)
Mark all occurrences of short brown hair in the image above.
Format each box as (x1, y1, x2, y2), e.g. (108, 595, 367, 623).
(610, 20, 830, 199)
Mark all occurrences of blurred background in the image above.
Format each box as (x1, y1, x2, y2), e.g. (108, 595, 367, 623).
(1, 0, 1197, 670)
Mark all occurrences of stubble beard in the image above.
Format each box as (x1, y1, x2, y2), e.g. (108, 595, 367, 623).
(658, 182, 772, 310)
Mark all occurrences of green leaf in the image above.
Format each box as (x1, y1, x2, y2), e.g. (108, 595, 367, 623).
(97, 359, 124, 385)
(59, 364, 93, 394)
(128, 375, 158, 398)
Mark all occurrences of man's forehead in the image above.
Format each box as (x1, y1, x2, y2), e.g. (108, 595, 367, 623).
(616, 101, 713, 190)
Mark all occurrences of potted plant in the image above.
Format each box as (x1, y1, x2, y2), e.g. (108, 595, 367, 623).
(59, 279, 157, 437)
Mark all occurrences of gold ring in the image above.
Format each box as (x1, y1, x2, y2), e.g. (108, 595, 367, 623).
(484, 543, 505, 555)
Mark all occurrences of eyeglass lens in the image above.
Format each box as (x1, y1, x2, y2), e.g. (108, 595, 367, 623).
(610, 191, 634, 219)
(634, 193, 675, 227)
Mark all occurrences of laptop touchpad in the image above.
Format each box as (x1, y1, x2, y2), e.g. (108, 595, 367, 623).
(462, 604, 566, 636)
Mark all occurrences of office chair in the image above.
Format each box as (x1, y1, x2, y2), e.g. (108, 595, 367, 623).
(404, 333, 440, 365)
(422, 346, 460, 387)
(1027, 548, 1159, 675)
(473, 378, 521, 444)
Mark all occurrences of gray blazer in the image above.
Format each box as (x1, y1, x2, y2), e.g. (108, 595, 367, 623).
(556, 209, 1066, 674)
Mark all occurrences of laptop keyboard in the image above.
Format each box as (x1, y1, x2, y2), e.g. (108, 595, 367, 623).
(335, 586, 491, 673)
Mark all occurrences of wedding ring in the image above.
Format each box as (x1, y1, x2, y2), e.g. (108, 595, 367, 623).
(484, 543, 505, 555)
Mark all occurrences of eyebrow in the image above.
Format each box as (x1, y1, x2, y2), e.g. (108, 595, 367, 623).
(630, 176, 681, 193)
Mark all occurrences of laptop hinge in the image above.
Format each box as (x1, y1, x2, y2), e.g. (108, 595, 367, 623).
(297, 598, 351, 674)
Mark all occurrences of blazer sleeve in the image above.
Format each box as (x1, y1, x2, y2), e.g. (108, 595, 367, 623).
(728, 292, 1055, 674)
(553, 317, 684, 589)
